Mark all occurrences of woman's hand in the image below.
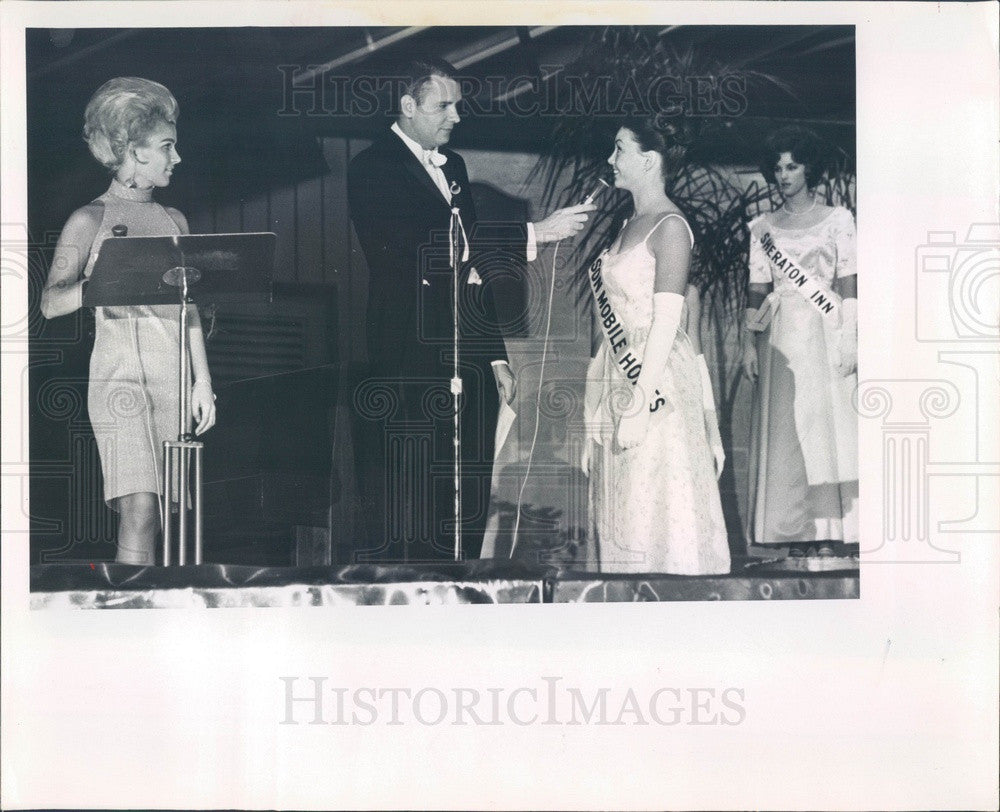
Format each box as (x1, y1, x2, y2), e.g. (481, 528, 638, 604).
(835, 298, 858, 377)
(191, 379, 216, 435)
(580, 438, 592, 478)
(694, 353, 725, 478)
(835, 336, 857, 376)
(704, 410, 726, 479)
(616, 408, 650, 450)
(493, 362, 517, 405)
(741, 340, 758, 382)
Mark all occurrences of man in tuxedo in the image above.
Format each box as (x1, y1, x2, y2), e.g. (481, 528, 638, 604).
(347, 57, 592, 562)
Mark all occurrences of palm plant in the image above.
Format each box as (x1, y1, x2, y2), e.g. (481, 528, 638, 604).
(528, 25, 856, 523)
(530, 25, 855, 313)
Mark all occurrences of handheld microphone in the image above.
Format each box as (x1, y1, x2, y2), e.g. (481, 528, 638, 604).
(582, 177, 611, 205)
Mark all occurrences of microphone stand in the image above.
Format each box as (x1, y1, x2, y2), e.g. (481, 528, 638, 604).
(82, 230, 276, 566)
(162, 252, 204, 566)
(449, 194, 464, 562)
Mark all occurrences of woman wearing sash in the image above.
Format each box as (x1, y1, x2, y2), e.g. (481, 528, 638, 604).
(40, 78, 216, 565)
(741, 126, 858, 556)
(582, 120, 730, 575)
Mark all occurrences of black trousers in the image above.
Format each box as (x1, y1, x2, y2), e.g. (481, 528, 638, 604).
(352, 359, 498, 563)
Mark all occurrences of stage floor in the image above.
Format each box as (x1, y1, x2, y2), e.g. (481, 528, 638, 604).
(30, 557, 859, 608)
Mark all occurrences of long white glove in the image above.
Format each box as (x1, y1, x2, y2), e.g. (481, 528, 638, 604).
(616, 291, 684, 450)
(836, 297, 857, 376)
(696, 354, 725, 479)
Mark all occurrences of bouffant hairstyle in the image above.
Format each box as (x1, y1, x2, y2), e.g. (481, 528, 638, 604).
(83, 77, 178, 171)
(761, 125, 826, 189)
(621, 116, 689, 189)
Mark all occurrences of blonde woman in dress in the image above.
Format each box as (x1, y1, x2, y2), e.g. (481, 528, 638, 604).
(742, 125, 858, 556)
(582, 120, 730, 575)
(41, 77, 216, 565)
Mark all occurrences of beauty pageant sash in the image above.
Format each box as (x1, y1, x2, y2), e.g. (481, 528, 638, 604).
(757, 229, 842, 324)
(586, 254, 667, 414)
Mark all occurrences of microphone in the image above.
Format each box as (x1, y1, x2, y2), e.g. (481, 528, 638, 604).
(582, 177, 611, 205)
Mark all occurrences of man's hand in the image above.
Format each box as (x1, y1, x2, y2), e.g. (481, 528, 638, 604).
(532, 203, 596, 244)
(493, 362, 516, 405)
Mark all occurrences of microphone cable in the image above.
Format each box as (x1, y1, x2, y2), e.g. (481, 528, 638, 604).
(509, 178, 610, 559)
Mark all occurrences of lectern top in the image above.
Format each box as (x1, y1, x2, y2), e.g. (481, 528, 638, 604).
(83, 232, 276, 308)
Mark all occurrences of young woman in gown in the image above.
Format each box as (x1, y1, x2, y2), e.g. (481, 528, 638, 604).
(741, 126, 858, 557)
(582, 121, 730, 575)
(41, 77, 216, 565)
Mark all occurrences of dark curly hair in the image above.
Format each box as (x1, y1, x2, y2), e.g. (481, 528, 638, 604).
(620, 115, 690, 189)
(761, 125, 827, 189)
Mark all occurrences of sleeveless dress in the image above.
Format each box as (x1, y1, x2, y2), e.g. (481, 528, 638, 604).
(584, 214, 731, 575)
(83, 179, 186, 508)
(745, 206, 859, 545)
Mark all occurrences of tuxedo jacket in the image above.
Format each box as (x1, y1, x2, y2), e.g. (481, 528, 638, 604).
(347, 129, 528, 384)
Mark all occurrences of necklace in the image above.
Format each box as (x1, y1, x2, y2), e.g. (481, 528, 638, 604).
(109, 177, 153, 202)
(783, 194, 817, 216)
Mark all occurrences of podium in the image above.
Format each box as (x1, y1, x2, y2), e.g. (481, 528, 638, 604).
(85, 232, 275, 565)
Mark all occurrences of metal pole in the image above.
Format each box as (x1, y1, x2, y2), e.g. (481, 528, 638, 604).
(162, 444, 172, 566)
(178, 447, 188, 565)
(450, 209, 462, 562)
(194, 444, 203, 564)
(177, 272, 190, 565)
(163, 259, 208, 567)
(178, 278, 188, 441)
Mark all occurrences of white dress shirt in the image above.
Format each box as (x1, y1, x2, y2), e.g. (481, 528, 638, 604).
(390, 123, 532, 373)
(390, 123, 537, 261)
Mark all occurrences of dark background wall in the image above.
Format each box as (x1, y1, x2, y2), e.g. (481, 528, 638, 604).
(25, 25, 855, 565)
